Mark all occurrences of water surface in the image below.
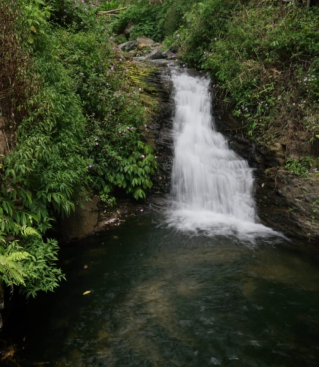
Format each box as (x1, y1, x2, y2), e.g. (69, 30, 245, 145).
(16, 215, 319, 367)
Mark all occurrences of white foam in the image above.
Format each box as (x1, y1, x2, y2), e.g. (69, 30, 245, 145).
(167, 71, 280, 240)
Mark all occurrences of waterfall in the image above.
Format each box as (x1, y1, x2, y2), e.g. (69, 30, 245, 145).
(167, 70, 278, 238)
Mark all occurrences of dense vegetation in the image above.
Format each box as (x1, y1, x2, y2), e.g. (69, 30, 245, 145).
(113, 0, 319, 168)
(1, 0, 318, 298)
(0, 0, 157, 296)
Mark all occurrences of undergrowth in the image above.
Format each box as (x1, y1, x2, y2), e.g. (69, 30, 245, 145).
(0, 0, 157, 296)
(113, 0, 319, 164)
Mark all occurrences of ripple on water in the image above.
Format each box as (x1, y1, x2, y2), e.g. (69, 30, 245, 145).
(11, 216, 319, 367)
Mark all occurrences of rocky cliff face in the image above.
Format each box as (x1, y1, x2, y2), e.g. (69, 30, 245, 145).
(214, 111, 319, 243)
(144, 68, 174, 208)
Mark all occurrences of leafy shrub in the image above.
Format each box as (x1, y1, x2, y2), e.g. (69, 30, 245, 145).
(100, 1, 124, 11)
(46, 0, 99, 30)
(123, 0, 319, 144)
(145, 0, 318, 142)
(285, 157, 316, 177)
(112, 3, 161, 41)
(0, 0, 157, 297)
(53, 19, 157, 200)
(111, 0, 194, 41)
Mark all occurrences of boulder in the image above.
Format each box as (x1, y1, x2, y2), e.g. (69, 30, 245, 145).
(118, 40, 138, 51)
(146, 48, 167, 60)
(137, 36, 155, 50)
(58, 195, 100, 242)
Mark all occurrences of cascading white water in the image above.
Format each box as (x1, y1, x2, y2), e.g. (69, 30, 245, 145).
(168, 70, 278, 238)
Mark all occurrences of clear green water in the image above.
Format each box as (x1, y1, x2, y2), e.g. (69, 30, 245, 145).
(12, 215, 319, 366)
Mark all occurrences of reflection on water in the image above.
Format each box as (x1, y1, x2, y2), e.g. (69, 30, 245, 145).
(11, 216, 319, 366)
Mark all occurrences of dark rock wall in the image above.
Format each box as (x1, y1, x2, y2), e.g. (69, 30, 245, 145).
(214, 109, 319, 243)
(144, 68, 174, 211)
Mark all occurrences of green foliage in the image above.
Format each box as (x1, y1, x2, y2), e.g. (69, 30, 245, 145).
(123, 0, 319, 143)
(53, 17, 157, 200)
(22, 0, 51, 44)
(100, 1, 123, 11)
(21, 238, 66, 298)
(0, 242, 30, 287)
(46, 0, 99, 30)
(112, 3, 162, 41)
(0, 237, 64, 298)
(159, 0, 319, 142)
(0, 0, 157, 297)
(285, 157, 316, 177)
(203, 3, 319, 140)
(111, 0, 193, 41)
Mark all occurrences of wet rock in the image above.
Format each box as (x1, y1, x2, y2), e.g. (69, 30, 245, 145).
(162, 48, 175, 59)
(118, 40, 138, 51)
(146, 196, 170, 212)
(143, 68, 174, 199)
(146, 48, 167, 60)
(58, 195, 99, 242)
(267, 142, 286, 166)
(179, 319, 194, 328)
(215, 110, 319, 243)
(167, 44, 180, 54)
(137, 36, 155, 50)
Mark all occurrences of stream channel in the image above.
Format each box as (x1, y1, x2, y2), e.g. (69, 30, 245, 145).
(5, 69, 319, 366)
